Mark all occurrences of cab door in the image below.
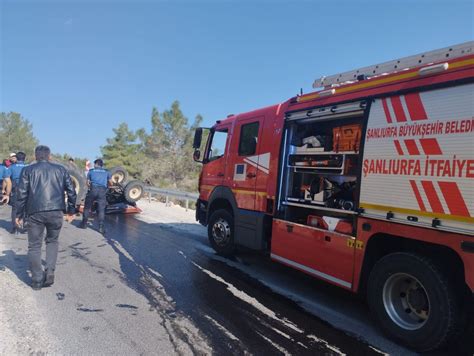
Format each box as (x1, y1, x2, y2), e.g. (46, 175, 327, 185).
(229, 117, 264, 210)
(200, 125, 230, 199)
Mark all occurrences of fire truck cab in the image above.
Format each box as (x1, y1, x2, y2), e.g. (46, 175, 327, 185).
(192, 41, 474, 352)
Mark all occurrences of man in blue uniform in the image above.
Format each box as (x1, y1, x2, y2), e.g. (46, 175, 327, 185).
(8, 152, 28, 234)
(80, 159, 112, 234)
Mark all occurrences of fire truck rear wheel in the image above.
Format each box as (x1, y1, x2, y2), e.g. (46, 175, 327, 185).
(367, 252, 462, 352)
(208, 209, 235, 256)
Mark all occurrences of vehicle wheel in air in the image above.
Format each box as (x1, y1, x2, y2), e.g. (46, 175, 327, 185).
(67, 167, 87, 203)
(367, 252, 462, 352)
(124, 180, 144, 204)
(110, 166, 129, 185)
(207, 209, 235, 256)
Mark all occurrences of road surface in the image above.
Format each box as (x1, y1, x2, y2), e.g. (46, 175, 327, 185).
(0, 201, 472, 355)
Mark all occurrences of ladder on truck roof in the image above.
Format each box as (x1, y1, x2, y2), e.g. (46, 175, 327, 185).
(313, 41, 474, 89)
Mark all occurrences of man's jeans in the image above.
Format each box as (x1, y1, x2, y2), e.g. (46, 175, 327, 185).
(27, 210, 64, 283)
(9, 183, 18, 229)
(83, 186, 107, 224)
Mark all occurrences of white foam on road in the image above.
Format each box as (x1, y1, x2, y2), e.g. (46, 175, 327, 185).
(270, 326, 292, 340)
(136, 202, 411, 355)
(146, 266, 163, 279)
(307, 334, 345, 355)
(191, 260, 304, 334)
(110, 239, 136, 264)
(203, 315, 240, 342)
(256, 331, 291, 355)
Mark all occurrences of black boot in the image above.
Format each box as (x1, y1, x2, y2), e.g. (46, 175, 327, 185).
(9, 227, 18, 235)
(98, 223, 105, 235)
(43, 270, 55, 287)
(80, 220, 87, 229)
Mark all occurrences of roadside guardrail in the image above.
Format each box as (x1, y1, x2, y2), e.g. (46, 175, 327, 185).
(144, 186, 199, 211)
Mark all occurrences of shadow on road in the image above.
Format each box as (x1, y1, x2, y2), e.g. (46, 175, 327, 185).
(0, 249, 31, 287)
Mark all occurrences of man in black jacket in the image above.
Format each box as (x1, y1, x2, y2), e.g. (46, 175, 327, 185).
(16, 145, 77, 290)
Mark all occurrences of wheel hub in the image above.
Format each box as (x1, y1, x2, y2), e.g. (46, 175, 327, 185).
(407, 287, 428, 310)
(212, 218, 231, 246)
(129, 187, 142, 199)
(383, 273, 430, 330)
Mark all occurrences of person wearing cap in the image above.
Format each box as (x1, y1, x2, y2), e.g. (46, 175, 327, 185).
(9, 152, 28, 234)
(9, 153, 17, 164)
(80, 159, 112, 234)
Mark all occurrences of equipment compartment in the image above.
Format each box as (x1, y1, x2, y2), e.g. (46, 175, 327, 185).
(277, 102, 366, 231)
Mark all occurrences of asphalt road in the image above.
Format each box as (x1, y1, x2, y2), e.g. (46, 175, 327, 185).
(0, 202, 472, 355)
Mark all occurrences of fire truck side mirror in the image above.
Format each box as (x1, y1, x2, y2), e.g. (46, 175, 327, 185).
(193, 149, 201, 162)
(193, 128, 203, 149)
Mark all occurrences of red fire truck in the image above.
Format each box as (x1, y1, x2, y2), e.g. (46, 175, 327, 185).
(192, 42, 474, 352)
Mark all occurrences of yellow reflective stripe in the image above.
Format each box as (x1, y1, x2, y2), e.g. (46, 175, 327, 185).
(232, 189, 268, 197)
(450, 57, 474, 69)
(200, 185, 214, 191)
(360, 202, 474, 224)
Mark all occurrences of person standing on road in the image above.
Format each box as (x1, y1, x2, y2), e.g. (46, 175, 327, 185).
(16, 145, 77, 290)
(80, 159, 112, 234)
(0, 161, 11, 204)
(8, 151, 28, 234)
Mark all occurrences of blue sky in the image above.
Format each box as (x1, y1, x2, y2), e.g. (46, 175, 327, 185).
(1, 0, 472, 159)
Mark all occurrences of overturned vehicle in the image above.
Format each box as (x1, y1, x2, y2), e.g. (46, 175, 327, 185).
(66, 164, 145, 214)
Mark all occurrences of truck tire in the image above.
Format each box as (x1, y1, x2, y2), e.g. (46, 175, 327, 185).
(124, 180, 144, 204)
(110, 166, 128, 184)
(208, 209, 235, 256)
(367, 252, 462, 352)
(67, 168, 87, 203)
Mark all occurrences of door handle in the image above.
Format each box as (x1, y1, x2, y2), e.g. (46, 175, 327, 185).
(217, 173, 224, 177)
(247, 172, 256, 178)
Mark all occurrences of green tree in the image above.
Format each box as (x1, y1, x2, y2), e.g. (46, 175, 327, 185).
(0, 112, 39, 161)
(101, 123, 144, 178)
(141, 101, 203, 190)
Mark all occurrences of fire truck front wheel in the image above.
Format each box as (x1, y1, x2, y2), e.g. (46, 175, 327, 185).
(208, 209, 235, 256)
(367, 252, 462, 352)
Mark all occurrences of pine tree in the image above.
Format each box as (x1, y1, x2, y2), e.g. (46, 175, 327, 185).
(101, 123, 144, 178)
(141, 101, 203, 190)
(0, 112, 39, 160)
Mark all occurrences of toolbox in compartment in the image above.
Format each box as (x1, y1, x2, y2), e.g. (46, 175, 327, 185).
(333, 124, 362, 152)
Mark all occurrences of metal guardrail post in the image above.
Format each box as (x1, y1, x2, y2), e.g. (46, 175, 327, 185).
(143, 187, 199, 209)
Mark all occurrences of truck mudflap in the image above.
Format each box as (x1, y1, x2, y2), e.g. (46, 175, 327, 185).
(462, 241, 474, 293)
(195, 199, 208, 225)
